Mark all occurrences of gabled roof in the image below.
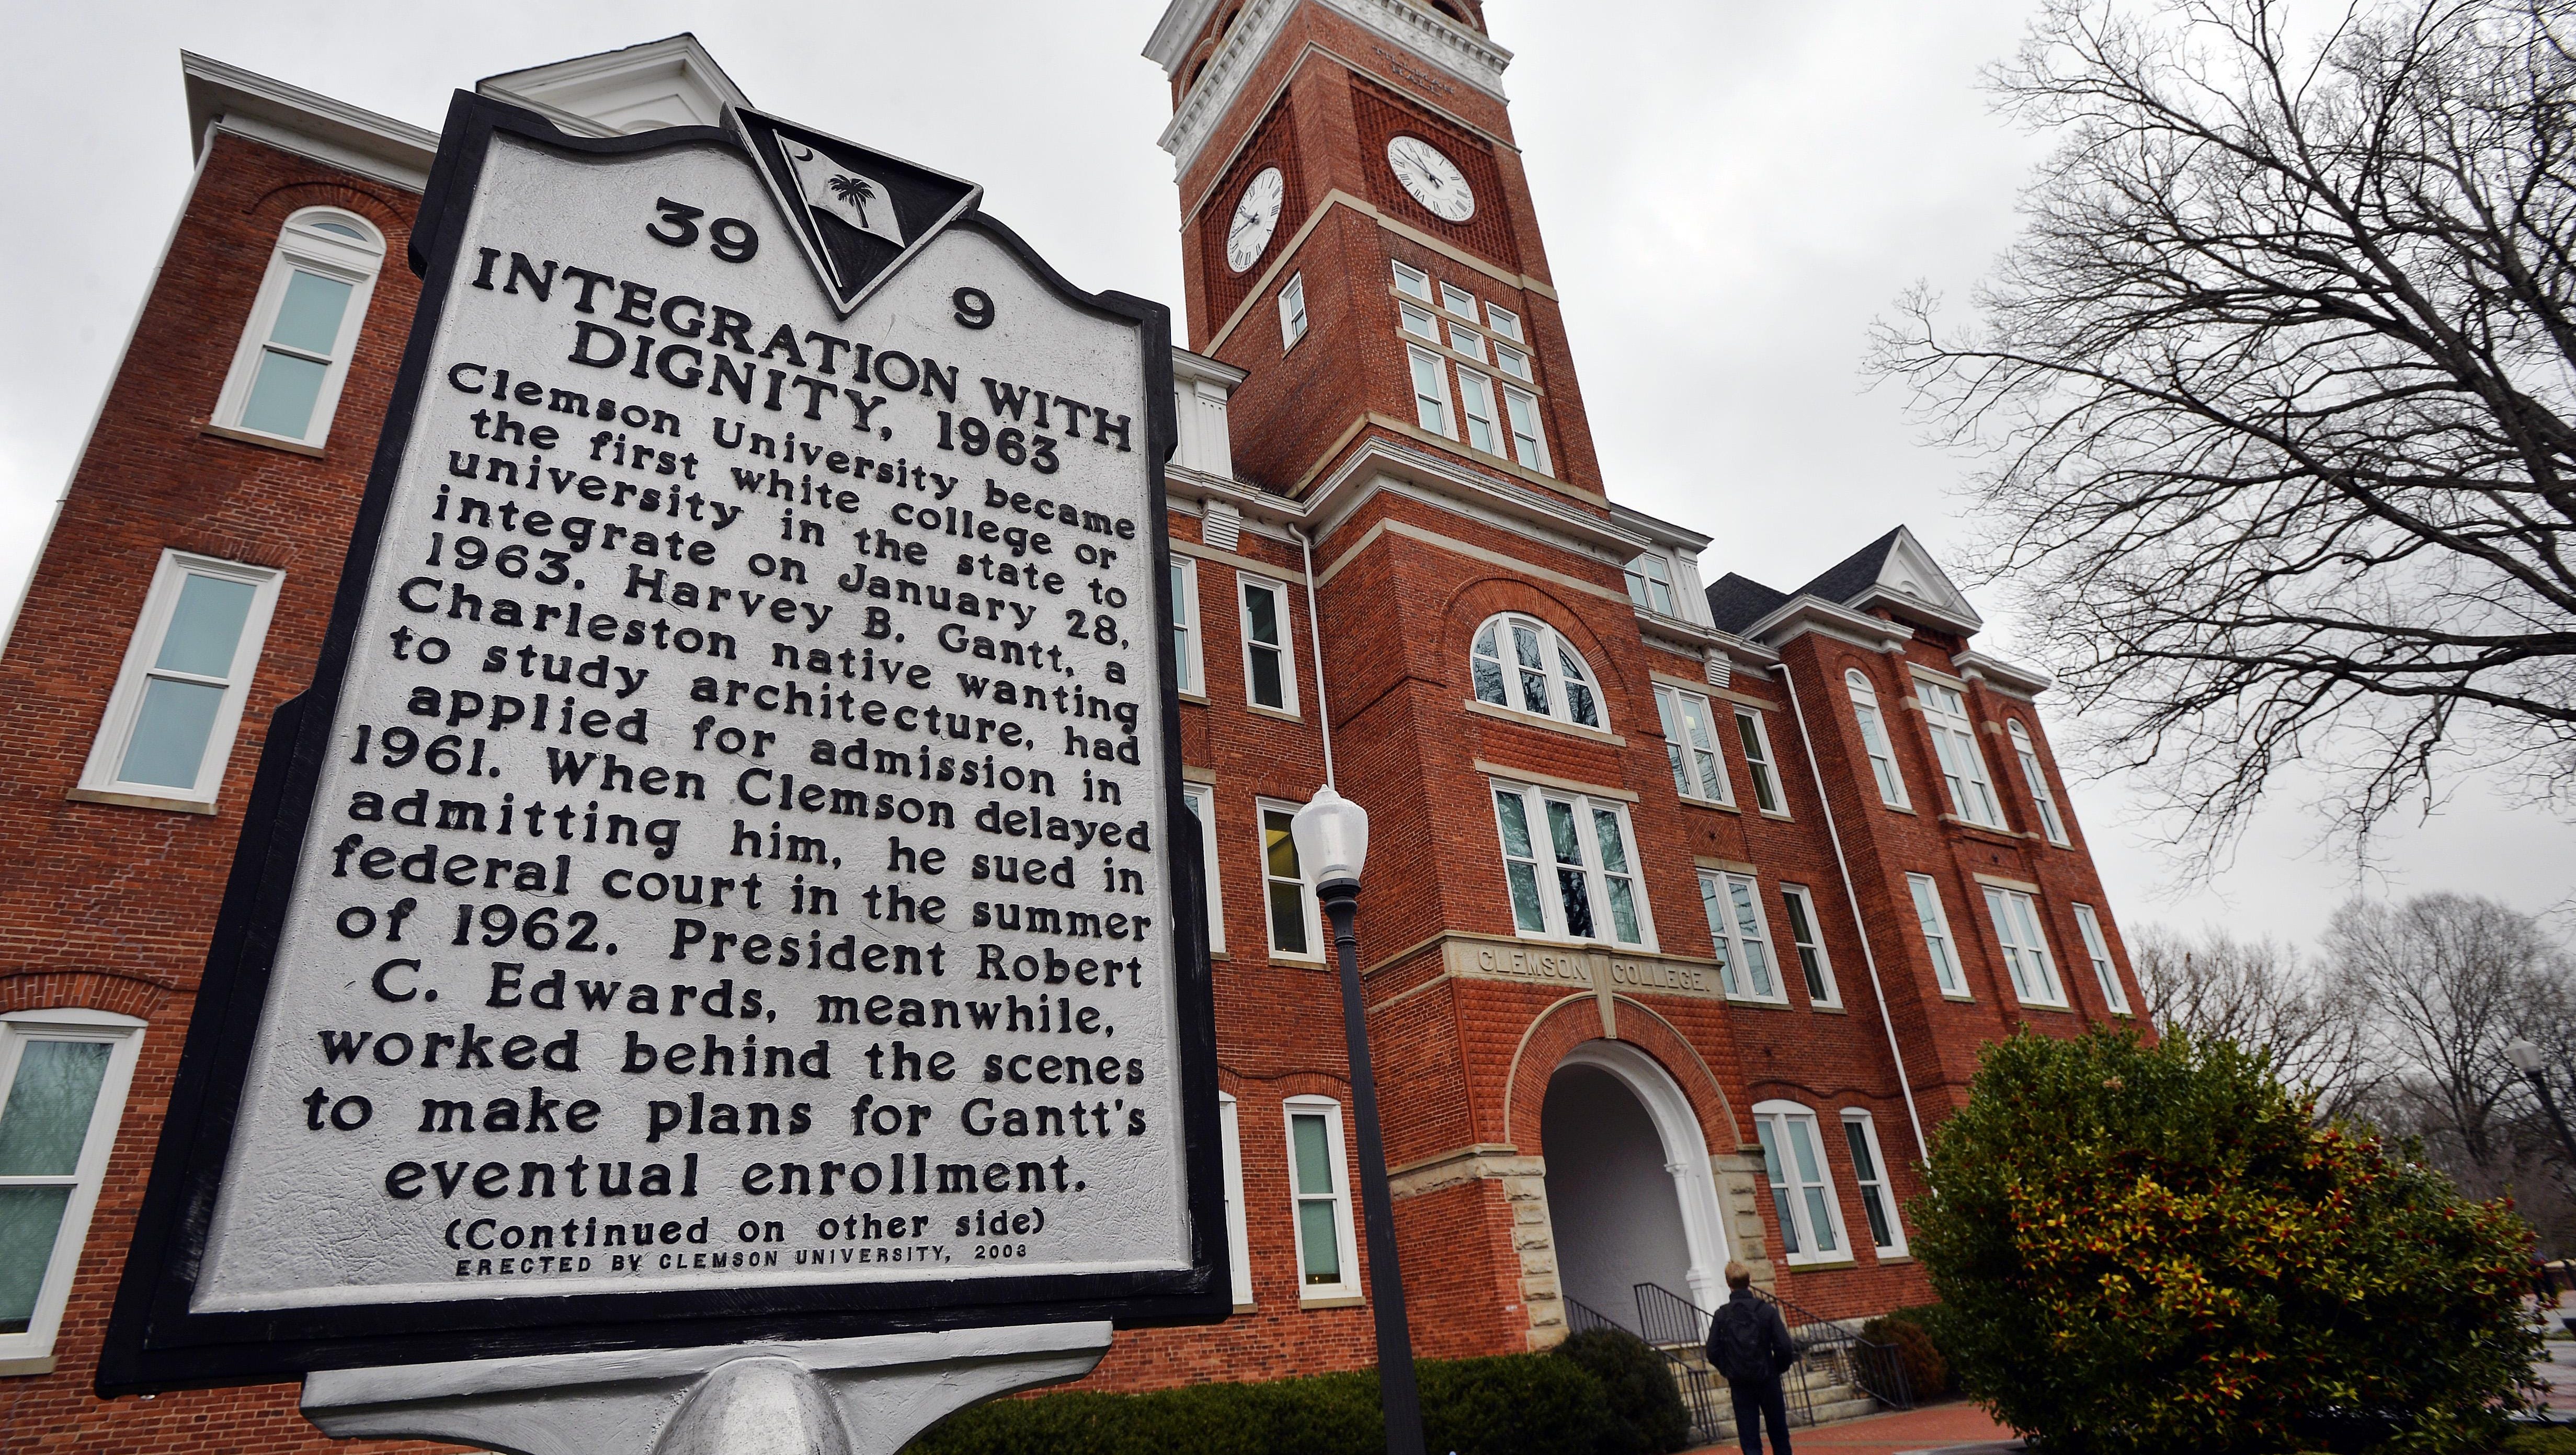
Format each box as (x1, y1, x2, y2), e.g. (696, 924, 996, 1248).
(184, 51, 439, 191)
(480, 35, 750, 137)
(1704, 574, 1791, 635)
(1789, 524, 1982, 636)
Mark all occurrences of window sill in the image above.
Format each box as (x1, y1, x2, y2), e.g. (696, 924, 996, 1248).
(1939, 991, 1976, 1003)
(1724, 995, 1796, 1012)
(2014, 1000, 2076, 1014)
(67, 786, 219, 815)
(202, 422, 326, 457)
(1875, 801, 1918, 816)
(1757, 809, 1793, 822)
(1300, 1292, 1366, 1310)
(1936, 814, 2024, 847)
(0, 1355, 55, 1378)
(1462, 698, 1624, 746)
(1871, 1253, 1914, 1265)
(1269, 951, 1328, 967)
(1781, 1258, 1859, 1272)
(1178, 690, 1208, 705)
(1245, 702, 1303, 724)
(1677, 796, 1741, 815)
(1807, 1003, 1847, 1015)
(1513, 931, 1656, 956)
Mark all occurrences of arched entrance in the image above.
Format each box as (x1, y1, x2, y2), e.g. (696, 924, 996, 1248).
(1540, 1040, 1730, 1319)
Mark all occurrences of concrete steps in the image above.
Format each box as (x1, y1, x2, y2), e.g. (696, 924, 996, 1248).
(1654, 1343, 1882, 1439)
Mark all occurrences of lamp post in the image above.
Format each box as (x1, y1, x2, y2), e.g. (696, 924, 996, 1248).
(2507, 1039, 2576, 1170)
(1291, 784, 1424, 1455)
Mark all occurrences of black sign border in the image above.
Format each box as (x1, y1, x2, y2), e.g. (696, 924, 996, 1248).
(98, 91, 1222, 1395)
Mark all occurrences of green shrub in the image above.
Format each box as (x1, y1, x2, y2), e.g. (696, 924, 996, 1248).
(2503, 1426, 2576, 1455)
(904, 1352, 1618, 1455)
(1911, 1028, 2540, 1455)
(1552, 1327, 1691, 1454)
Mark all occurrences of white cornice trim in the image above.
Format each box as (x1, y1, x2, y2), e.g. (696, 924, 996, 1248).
(183, 52, 438, 191)
(1146, 0, 1229, 70)
(1743, 596, 1916, 655)
(1154, 0, 1511, 177)
(1305, 437, 1646, 557)
(1608, 502, 1712, 554)
(1172, 348, 1249, 389)
(478, 35, 750, 139)
(1951, 649, 2051, 699)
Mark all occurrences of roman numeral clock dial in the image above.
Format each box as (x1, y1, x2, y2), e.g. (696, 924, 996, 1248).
(1387, 135, 1474, 223)
(1225, 166, 1285, 273)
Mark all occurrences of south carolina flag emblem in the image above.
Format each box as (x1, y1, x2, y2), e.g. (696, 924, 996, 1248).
(733, 108, 982, 316)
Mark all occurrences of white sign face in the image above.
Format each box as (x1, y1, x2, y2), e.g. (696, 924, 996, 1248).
(186, 126, 1197, 1318)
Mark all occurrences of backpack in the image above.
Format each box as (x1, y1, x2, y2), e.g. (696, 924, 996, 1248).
(1705, 1300, 1770, 1383)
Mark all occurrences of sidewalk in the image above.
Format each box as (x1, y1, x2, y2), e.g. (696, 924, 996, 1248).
(1684, 1400, 2017, 1455)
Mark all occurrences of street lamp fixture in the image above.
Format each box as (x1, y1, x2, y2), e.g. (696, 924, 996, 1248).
(1289, 785, 1424, 1455)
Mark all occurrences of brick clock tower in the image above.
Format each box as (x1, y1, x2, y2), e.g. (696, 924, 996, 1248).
(1113, 0, 2143, 1393)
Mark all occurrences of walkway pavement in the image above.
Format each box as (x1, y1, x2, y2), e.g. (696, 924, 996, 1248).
(1683, 1400, 2016, 1455)
(2532, 1292, 2576, 1412)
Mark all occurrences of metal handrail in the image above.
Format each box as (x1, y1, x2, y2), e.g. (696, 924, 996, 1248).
(1632, 1281, 1915, 1423)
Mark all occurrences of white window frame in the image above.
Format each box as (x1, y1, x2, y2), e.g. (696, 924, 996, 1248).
(1469, 613, 1604, 729)
(1278, 272, 1308, 350)
(78, 551, 285, 810)
(1984, 887, 2069, 1007)
(1839, 1110, 1907, 1255)
(1406, 345, 1454, 437)
(1455, 367, 1503, 456)
(1735, 708, 1786, 816)
(1654, 685, 1734, 806)
(1846, 669, 1910, 809)
(1181, 782, 1225, 954)
(1218, 1092, 1255, 1309)
(1399, 301, 1442, 342)
(0, 1009, 146, 1373)
(1490, 781, 1654, 949)
(211, 208, 384, 448)
(1438, 281, 1480, 319)
(1701, 870, 1784, 1003)
(2008, 719, 2070, 846)
(1170, 557, 1203, 696)
(1485, 303, 1523, 341)
(2071, 903, 2130, 1013)
(1917, 680, 2005, 828)
(1493, 341, 1532, 382)
(1283, 1095, 1363, 1303)
(1625, 553, 1679, 617)
(1752, 1101, 1850, 1265)
(1779, 884, 1841, 1007)
(1257, 798, 1324, 962)
(1392, 260, 1432, 301)
(1446, 323, 1488, 363)
(1237, 574, 1297, 715)
(1502, 385, 1550, 474)
(1908, 873, 1970, 997)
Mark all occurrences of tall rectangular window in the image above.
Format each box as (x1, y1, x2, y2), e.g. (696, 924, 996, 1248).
(0, 1012, 144, 1368)
(1407, 346, 1453, 436)
(1984, 887, 2068, 1006)
(2071, 903, 2129, 1013)
(1392, 260, 1432, 301)
(1735, 709, 1784, 815)
(1779, 885, 1839, 1006)
(1845, 670, 1909, 809)
(2008, 720, 2069, 845)
(1702, 870, 1782, 1002)
(1170, 557, 1202, 695)
(1285, 1097, 1361, 1301)
(1753, 1104, 1845, 1263)
(1259, 803, 1320, 960)
(1502, 386, 1549, 474)
(1490, 783, 1649, 948)
(1218, 1093, 1254, 1308)
(1625, 554, 1678, 616)
(1181, 783, 1225, 954)
(1278, 273, 1307, 349)
(1908, 874, 1969, 996)
(1655, 685, 1731, 804)
(1238, 575, 1295, 713)
(1455, 368, 1502, 455)
(213, 210, 384, 447)
(1841, 1112, 1905, 1254)
(1918, 681, 2004, 828)
(79, 552, 284, 810)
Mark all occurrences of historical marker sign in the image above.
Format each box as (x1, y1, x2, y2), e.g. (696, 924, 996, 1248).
(101, 94, 1222, 1391)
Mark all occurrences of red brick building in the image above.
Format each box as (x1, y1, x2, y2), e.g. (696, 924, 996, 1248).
(0, 12, 2138, 1448)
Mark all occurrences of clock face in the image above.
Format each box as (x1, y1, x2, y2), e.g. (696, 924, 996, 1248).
(1225, 167, 1285, 273)
(1387, 135, 1474, 222)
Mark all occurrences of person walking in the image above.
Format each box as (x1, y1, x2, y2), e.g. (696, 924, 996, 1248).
(1706, 1261, 1798, 1455)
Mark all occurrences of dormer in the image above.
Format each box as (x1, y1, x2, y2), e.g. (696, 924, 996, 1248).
(478, 35, 751, 138)
(1170, 349, 1247, 480)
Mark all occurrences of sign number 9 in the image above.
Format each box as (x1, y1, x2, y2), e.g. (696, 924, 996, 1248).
(647, 198, 758, 262)
(953, 287, 995, 329)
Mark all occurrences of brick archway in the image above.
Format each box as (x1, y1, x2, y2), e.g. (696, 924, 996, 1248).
(1501, 993, 1743, 1154)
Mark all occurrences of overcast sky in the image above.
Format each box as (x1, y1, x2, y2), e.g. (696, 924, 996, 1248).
(2, 0, 2566, 952)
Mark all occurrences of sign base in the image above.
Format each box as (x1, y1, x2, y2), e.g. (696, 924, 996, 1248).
(300, 1322, 1112, 1455)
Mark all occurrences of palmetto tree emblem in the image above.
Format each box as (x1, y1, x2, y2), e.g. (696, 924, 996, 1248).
(828, 174, 878, 230)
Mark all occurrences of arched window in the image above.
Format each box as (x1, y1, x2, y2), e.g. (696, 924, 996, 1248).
(2007, 719, 2069, 845)
(211, 207, 385, 448)
(1471, 614, 1601, 728)
(1844, 669, 1907, 808)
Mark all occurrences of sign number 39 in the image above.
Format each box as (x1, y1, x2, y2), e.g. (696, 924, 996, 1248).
(646, 197, 759, 262)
